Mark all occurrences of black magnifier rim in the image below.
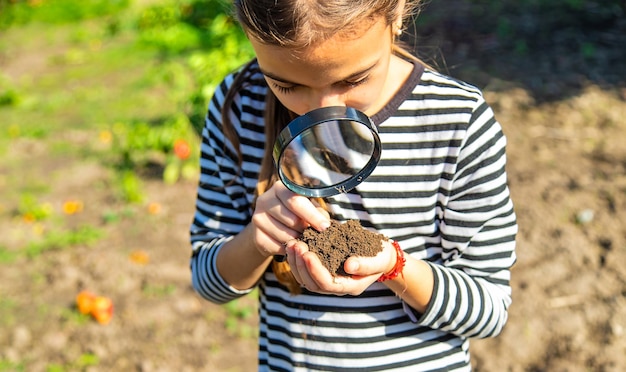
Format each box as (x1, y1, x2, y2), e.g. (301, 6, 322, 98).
(273, 106, 381, 198)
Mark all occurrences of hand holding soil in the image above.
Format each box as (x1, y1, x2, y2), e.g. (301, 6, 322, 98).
(298, 220, 386, 276)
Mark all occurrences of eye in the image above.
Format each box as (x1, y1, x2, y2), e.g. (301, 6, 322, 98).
(271, 83, 296, 94)
(342, 75, 370, 89)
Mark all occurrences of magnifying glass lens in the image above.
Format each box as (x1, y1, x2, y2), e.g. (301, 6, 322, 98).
(274, 107, 381, 197)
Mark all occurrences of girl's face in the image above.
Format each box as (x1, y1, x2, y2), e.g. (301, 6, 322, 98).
(249, 17, 404, 117)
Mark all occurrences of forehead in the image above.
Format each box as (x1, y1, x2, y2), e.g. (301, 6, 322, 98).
(251, 17, 391, 85)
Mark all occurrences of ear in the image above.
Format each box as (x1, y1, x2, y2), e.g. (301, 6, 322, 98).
(393, 0, 406, 36)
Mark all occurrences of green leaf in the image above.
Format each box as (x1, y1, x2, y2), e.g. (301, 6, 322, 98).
(163, 162, 180, 184)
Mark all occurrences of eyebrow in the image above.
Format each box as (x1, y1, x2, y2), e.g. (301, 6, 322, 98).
(260, 61, 379, 86)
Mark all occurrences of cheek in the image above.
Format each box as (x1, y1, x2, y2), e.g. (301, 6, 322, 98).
(266, 86, 306, 115)
(275, 94, 309, 116)
(345, 84, 386, 112)
(347, 89, 377, 107)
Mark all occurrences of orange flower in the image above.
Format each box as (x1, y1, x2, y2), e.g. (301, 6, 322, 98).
(98, 130, 112, 145)
(91, 296, 114, 325)
(76, 290, 96, 315)
(22, 213, 36, 224)
(173, 139, 191, 160)
(147, 202, 161, 215)
(62, 200, 84, 215)
(129, 250, 150, 265)
(76, 291, 114, 324)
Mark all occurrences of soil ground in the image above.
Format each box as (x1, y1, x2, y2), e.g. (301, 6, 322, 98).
(2, 4, 626, 372)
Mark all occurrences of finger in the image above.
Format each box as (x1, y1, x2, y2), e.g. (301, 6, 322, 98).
(290, 241, 321, 290)
(253, 230, 286, 257)
(297, 245, 348, 294)
(344, 256, 388, 276)
(311, 199, 331, 220)
(333, 274, 379, 296)
(252, 212, 302, 244)
(302, 260, 354, 296)
(285, 243, 304, 285)
(274, 182, 330, 231)
(256, 188, 306, 231)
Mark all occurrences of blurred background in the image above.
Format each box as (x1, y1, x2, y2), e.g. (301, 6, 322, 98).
(0, 0, 625, 370)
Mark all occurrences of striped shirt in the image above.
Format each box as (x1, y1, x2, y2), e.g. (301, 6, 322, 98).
(190, 60, 517, 371)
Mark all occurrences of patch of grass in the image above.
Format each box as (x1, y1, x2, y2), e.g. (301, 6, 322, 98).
(45, 352, 99, 372)
(0, 359, 26, 372)
(142, 283, 176, 297)
(60, 307, 91, 326)
(101, 206, 136, 225)
(25, 225, 103, 258)
(0, 23, 178, 134)
(0, 298, 18, 328)
(0, 246, 20, 264)
(0, 0, 130, 28)
(3, 124, 49, 140)
(223, 293, 257, 339)
(101, 210, 121, 224)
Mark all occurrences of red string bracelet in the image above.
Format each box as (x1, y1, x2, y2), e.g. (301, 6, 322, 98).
(377, 240, 406, 282)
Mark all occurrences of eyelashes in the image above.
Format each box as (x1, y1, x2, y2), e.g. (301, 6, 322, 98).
(345, 75, 370, 88)
(273, 84, 295, 94)
(270, 75, 370, 95)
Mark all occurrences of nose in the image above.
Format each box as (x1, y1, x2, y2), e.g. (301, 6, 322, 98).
(307, 91, 346, 111)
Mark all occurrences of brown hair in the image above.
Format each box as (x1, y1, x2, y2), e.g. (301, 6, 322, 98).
(222, 0, 422, 294)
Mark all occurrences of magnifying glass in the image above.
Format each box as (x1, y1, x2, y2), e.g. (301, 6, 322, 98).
(273, 106, 381, 197)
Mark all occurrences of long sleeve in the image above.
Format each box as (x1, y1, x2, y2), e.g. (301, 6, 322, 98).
(413, 97, 517, 338)
(189, 70, 267, 304)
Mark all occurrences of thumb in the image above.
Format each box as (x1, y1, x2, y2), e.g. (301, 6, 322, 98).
(344, 241, 397, 276)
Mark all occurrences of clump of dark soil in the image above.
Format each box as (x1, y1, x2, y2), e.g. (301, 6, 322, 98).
(299, 220, 385, 276)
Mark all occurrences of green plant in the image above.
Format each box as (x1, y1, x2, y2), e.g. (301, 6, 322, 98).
(18, 194, 54, 222)
(135, 0, 255, 134)
(0, 84, 22, 107)
(0, 0, 129, 28)
(115, 170, 144, 203)
(110, 114, 200, 185)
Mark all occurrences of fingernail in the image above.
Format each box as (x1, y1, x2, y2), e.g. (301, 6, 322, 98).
(320, 220, 330, 230)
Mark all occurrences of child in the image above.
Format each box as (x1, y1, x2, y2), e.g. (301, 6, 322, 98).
(190, 0, 517, 370)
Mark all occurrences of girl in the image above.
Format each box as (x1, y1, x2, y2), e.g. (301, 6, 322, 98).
(190, 0, 517, 370)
